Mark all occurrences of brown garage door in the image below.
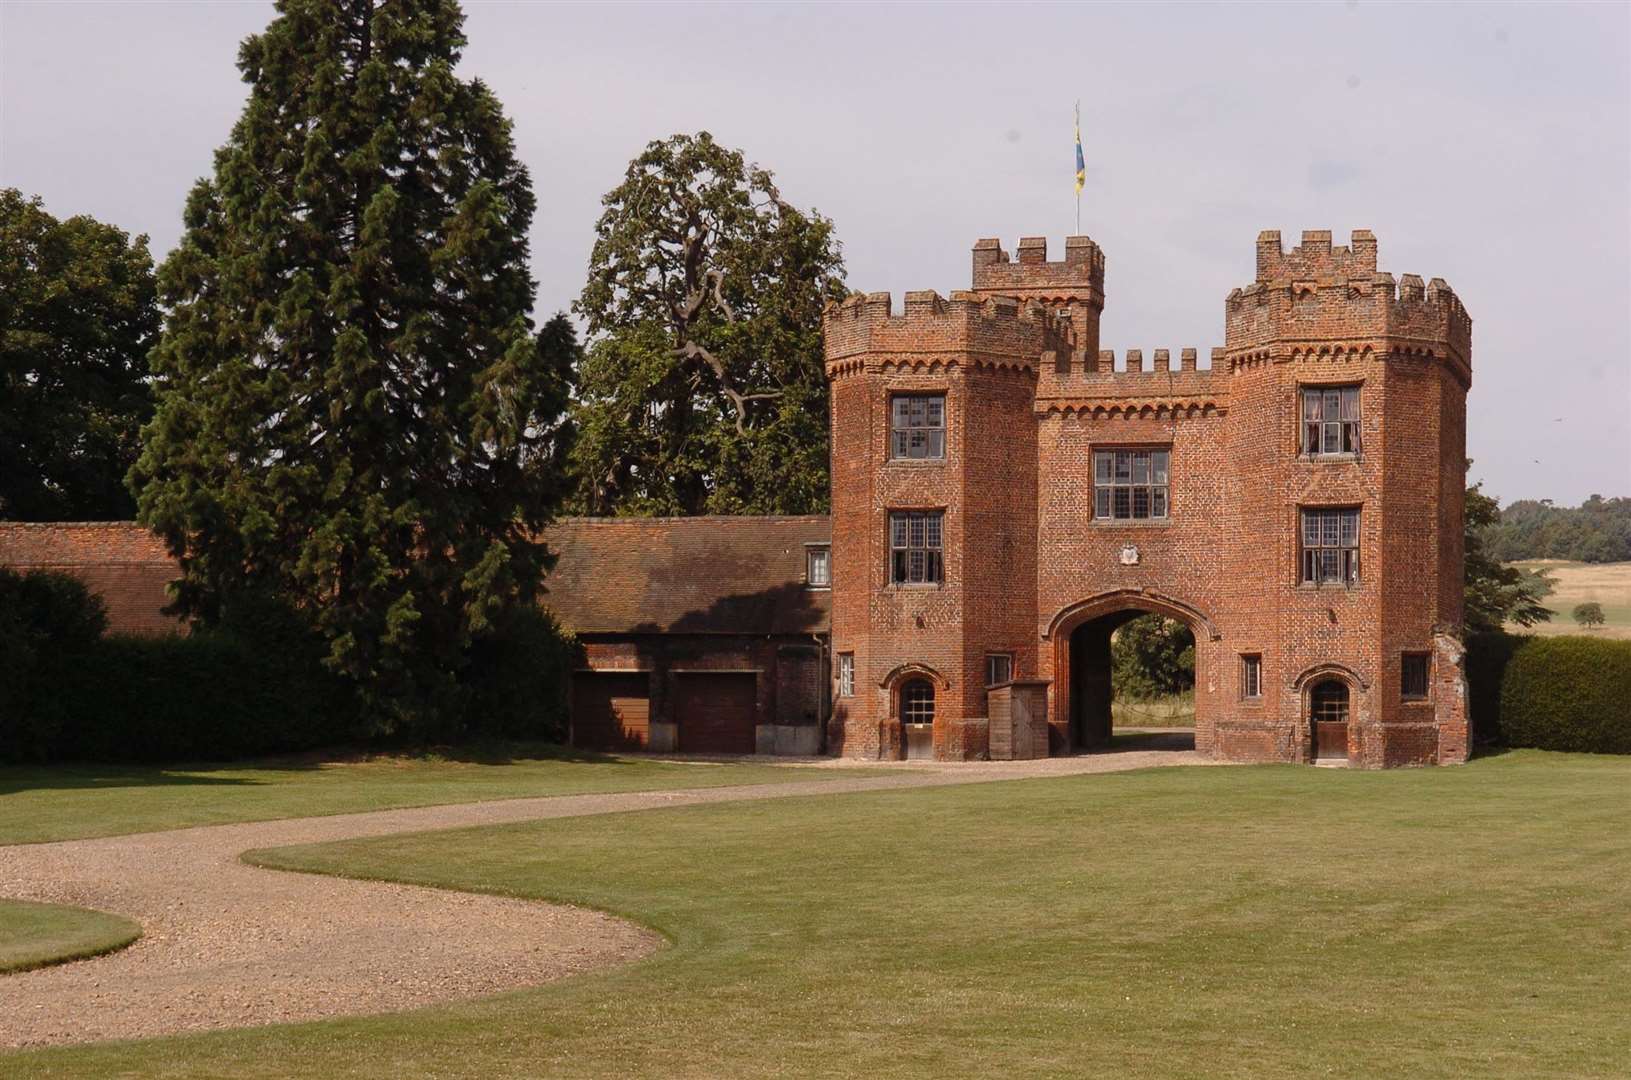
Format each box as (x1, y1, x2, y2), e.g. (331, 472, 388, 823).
(674, 673, 758, 754)
(572, 672, 651, 751)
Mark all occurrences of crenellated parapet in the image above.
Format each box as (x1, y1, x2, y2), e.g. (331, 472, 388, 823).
(971, 236, 1106, 307)
(1225, 229, 1472, 382)
(822, 289, 1069, 375)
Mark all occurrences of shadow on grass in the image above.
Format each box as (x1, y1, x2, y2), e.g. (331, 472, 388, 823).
(0, 740, 616, 795)
(1102, 729, 1197, 754)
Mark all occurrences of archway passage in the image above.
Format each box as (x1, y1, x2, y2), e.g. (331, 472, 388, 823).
(1066, 610, 1197, 753)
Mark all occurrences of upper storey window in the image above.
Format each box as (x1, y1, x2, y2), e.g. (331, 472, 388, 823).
(1093, 449, 1169, 521)
(891, 394, 945, 460)
(1301, 508, 1361, 586)
(889, 510, 943, 585)
(1302, 386, 1361, 456)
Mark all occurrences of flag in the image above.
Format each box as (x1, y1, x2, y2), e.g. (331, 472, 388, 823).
(1074, 102, 1085, 196)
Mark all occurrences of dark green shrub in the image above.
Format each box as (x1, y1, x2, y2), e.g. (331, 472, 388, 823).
(0, 569, 108, 758)
(1465, 632, 1534, 746)
(1499, 636, 1631, 754)
(463, 607, 578, 743)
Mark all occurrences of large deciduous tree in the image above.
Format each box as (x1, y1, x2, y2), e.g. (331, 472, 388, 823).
(0, 190, 157, 521)
(129, 0, 566, 734)
(571, 132, 846, 516)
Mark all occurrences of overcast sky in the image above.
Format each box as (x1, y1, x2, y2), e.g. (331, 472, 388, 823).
(3, 1, 1627, 504)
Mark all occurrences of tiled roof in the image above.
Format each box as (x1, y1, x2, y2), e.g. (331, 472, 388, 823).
(0, 516, 835, 639)
(0, 522, 181, 635)
(541, 516, 831, 636)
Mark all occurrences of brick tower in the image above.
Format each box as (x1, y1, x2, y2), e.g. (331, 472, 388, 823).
(824, 230, 1471, 767)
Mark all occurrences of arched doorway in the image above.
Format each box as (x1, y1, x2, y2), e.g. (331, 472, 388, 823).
(1047, 591, 1217, 755)
(1309, 679, 1350, 761)
(899, 678, 935, 760)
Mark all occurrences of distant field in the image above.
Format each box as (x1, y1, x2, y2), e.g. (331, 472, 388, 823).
(1510, 560, 1631, 639)
(1112, 693, 1195, 728)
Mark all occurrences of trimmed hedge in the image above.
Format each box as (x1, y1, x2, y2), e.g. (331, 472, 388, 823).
(2, 569, 576, 763)
(1499, 636, 1631, 755)
(1465, 631, 1532, 746)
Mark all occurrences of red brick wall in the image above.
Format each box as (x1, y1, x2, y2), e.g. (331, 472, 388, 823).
(0, 523, 183, 635)
(826, 230, 1471, 767)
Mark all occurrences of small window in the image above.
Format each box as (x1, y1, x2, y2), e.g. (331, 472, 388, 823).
(837, 653, 854, 698)
(891, 394, 945, 460)
(986, 653, 1013, 687)
(900, 678, 935, 724)
(806, 546, 830, 588)
(1241, 654, 1262, 700)
(1302, 386, 1361, 456)
(889, 510, 944, 585)
(1401, 653, 1429, 699)
(1093, 449, 1170, 521)
(1300, 508, 1361, 586)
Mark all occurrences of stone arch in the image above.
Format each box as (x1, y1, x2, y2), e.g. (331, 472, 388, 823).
(876, 662, 949, 692)
(1290, 661, 1368, 692)
(1045, 588, 1221, 643)
(1045, 590, 1220, 755)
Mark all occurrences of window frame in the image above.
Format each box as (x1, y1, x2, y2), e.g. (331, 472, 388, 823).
(805, 544, 831, 589)
(836, 653, 855, 698)
(1299, 383, 1363, 458)
(1240, 653, 1263, 701)
(1299, 506, 1362, 587)
(887, 509, 945, 587)
(889, 392, 947, 462)
(1401, 652, 1430, 700)
(985, 653, 1014, 687)
(1092, 446, 1172, 523)
(900, 678, 935, 725)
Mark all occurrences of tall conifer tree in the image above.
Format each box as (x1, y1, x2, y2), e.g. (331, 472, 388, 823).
(131, 0, 564, 732)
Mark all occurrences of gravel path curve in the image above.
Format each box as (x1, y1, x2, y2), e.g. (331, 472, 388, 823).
(0, 742, 1208, 1048)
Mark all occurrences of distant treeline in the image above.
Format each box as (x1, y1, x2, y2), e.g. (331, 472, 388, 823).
(1480, 496, 1631, 564)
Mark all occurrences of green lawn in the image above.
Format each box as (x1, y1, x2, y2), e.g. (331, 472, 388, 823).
(0, 899, 140, 975)
(0, 746, 845, 845)
(10, 750, 1628, 1078)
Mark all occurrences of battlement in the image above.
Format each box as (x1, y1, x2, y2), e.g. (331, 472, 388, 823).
(971, 235, 1106, 305)
(822, 288, 1070, 366)
(1228, 230, 1472, 368)
(1078, 347, 1222, 374)
(1255, 229, 1378, 283)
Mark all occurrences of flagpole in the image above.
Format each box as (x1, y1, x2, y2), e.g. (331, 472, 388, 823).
(1074, 100, 1082, 236)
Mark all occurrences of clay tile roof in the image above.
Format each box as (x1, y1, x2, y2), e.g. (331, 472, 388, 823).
(540, 516, 831, 636)
(0, 522, 182, 636)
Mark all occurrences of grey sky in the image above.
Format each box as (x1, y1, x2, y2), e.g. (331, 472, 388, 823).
(3, 0, 1627, 504)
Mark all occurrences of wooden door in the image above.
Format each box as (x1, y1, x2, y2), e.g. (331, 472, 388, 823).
(674, 673, 758, 754)
(571, 672, 651, 751)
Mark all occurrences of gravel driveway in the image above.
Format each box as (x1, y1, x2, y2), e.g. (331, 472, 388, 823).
(0, 743, 1207, 1049)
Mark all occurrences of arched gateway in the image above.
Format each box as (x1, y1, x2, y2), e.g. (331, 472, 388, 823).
(823, 229, 1472, 768)
(1044, 591, 1219, 756)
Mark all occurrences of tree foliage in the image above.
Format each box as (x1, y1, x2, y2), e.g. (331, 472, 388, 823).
(1478, 494, 1631, 564)
(571, 132, 846, 516)
(1464, 481, 1554, 634)
(1110, 614, 1195, 701)
(1573, 602, 1606, 629)
(0, 190, 158, 520)
(129, 0, 568, 735)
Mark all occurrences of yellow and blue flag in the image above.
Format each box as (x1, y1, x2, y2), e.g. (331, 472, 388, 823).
(1074, 102, 1085, 195)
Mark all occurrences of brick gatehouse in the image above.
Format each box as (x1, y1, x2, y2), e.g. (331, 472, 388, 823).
(0, 230, 1473, 769)
(824, 230, 1471, 767)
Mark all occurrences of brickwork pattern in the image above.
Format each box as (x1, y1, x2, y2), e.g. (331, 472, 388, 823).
(825, 231, 1471, 767)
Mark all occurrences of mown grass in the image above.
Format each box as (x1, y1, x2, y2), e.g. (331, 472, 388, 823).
(9, 750, 1628, 1078)
(0, 745, 847, 845)
(0, 900, 140, 975)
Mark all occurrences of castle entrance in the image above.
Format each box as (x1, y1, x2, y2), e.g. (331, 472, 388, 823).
(1049, 592, 1212, 755)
